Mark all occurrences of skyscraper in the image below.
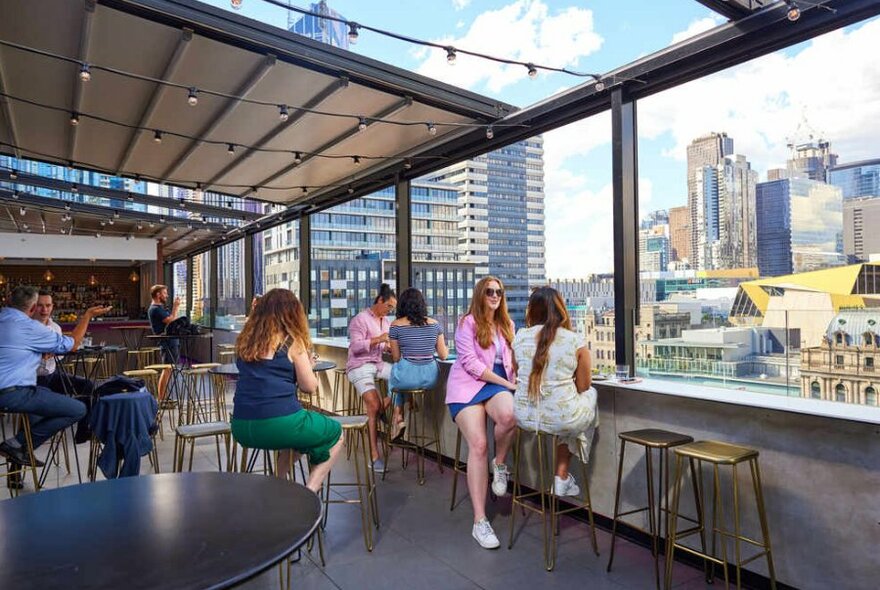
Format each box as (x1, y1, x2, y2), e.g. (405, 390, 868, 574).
(756, 177, 845, 276)
(289, 1, 350, 49)
(687, 132, 732, 269)
(717, 154, 758, 270)
(427, 138, 546, 326)
(843, 197, 880, 262)
(786, 140, 838, 182)
(667, 205, 690, 264)
(829, 158, 880, 200)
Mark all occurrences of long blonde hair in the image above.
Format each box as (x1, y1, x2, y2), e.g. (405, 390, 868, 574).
(236, 288, 311, 362)
(464, 276, 514, 349)
(525, 287, 571, 403)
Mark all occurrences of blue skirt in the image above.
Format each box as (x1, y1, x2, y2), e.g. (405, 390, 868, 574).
(448, 363, 508, 421)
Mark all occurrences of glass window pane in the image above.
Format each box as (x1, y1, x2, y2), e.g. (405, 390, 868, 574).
(215, 239, 246, 330)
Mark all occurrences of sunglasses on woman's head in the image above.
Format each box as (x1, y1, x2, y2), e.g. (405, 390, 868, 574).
(485, 288, 504, 298)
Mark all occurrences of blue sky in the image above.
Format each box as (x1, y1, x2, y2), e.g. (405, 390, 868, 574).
(203, 1, 880, 277)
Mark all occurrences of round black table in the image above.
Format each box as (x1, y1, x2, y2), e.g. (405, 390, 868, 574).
(0, 472, 322, 590)
(210, 360, 336, 376)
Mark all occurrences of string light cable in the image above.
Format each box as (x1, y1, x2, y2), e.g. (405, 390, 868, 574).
(243, 0, 606, 82)
(0, 38, 531, 136)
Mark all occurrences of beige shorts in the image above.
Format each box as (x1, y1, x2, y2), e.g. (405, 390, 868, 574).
(347, 363, 391, 396)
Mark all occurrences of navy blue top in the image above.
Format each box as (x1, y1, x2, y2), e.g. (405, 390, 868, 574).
(234, 348, 301, 420)
(147, 304, 170, 335)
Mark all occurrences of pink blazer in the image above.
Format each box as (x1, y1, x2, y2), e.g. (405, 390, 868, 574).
(445, 314, 515, 405)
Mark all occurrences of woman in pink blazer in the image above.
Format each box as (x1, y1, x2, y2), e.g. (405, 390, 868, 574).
(447, 276, 517, 550)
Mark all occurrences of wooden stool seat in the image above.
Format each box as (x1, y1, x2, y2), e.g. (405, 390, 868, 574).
(619, 428, 695, 448)
(673, 440, 759, 465)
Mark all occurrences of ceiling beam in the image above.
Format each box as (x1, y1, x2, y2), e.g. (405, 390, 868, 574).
(116, 27, 193, 173)
(203, 76, 349, 189)
(0, 188, 229, 232)
(0, 169, 260, 221)
(67, 0, 97, 163)
(250, 97, 413, 196)
(161, 53, 276, 180)
(0, 53, 21, 160)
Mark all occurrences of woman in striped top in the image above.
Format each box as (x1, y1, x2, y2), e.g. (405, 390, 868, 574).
(388, 287, 449, 441)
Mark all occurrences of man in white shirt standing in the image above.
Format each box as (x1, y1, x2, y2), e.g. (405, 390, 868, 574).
(33, 290, 94, 398)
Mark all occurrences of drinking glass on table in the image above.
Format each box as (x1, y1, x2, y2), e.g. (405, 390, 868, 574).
(615, 364, 630, 382)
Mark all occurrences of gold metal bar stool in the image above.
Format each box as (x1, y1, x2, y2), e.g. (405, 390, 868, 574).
(665, 440, 777, 590)
(507, 426, 599, 571)
(331, 369, 361, 415)
(323, 415, 380, 552)
(0, 413, 40, 497)
(385, 387, 444, 485)
(172, 421, 233, 472)
(144, 363, 177, 433)
(607, 429, 700, 590)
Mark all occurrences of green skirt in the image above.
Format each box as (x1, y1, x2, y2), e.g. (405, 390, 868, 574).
(231, 410, 342, 465)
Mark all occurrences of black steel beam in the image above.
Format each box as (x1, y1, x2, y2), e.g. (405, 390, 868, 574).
(395, 176, 412, 291)
(611, 88, 639, 376)
(298, 214, 311, 313)
(693, 0, 753, 21)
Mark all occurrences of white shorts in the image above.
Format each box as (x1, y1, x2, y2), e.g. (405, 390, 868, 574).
(347, 363, 391, 396)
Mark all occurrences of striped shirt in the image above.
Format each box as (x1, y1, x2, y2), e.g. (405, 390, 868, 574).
(389, 322, 442, 364)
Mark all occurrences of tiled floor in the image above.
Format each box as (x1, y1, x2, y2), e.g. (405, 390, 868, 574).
(7, 413, 715, 590)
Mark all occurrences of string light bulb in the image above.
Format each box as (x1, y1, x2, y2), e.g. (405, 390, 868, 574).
(227, 143, 235, 155)
(43, 269, 54, 282)
(486, 126, 494, 140)
(358, 116, 367, 131)
(427, 122, 437, 136)
(594, 79, 605, 92)
(293, 152, 302, 165)
(79, 63, 91, 82)
(446, 47, 457, 65)
(353, 156, 361, 166)
(348, 186, 354, 194)
(403, 159, 412, 170)
(12, 191, 19, 199)
(527, 63, 538, 79)
(19, 207, 26, 216)
(71, 184, 78, 193)
(70, 112, 80, 126)
(153, 130, 162, 143)
(9, 170, 17, 180)
(786, 1, 801, 21)
(301, 186, 308, 195)
(230, 0, 243, 10)
(279, 104, 289, 122)
(347, 22, 359, 44)
(187, 87, 199, 106)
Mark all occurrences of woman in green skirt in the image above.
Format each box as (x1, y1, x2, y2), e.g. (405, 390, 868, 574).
(232, 288, 343, 492)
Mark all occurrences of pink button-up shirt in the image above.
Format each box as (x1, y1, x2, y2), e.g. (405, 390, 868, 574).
(347, 308, 389, 372)
(445, 314, 515, 404)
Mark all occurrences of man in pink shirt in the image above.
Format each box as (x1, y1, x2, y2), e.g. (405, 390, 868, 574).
(347, 284, 397, 473)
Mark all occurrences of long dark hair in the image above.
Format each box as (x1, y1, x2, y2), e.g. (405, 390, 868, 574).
(374, 283, 396, 304)
(396, 287, 428, 326)
(525, 286, 571, 404)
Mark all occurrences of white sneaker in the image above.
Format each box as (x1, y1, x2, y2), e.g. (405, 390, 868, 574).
(371, 458, 387, 474)
(491, 463, 509, 497)
(554, 474, 581, 497)
(472, 518, 500, 549)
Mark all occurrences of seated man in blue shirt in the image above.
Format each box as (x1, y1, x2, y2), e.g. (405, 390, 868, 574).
(0, 286, 111, 466)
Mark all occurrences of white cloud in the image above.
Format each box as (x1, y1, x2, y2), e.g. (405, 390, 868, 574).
(452, 0, 471, 10)
(640, 19, 880, 175)
(415, 0, 603, 94)
(670, 15, 723, 45)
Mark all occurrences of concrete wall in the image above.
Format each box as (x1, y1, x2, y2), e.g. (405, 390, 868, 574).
(312, 341, 880, 589)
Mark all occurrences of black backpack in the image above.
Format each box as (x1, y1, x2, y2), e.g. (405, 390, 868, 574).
(165, 316, 203, 336)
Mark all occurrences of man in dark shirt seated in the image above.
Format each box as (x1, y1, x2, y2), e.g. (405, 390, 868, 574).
(0, 286, 111, 466)
(147, 284, 180, 400)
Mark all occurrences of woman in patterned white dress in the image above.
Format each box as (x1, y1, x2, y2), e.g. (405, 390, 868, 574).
(512, 286, 597, 496)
